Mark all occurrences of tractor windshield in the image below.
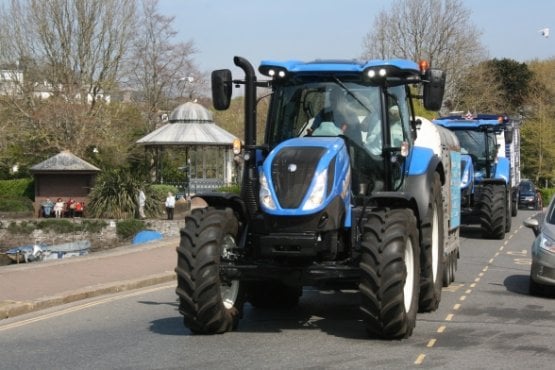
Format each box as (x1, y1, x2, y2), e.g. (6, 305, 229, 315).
(266, 81, 410, 150)
(454, 130, 497, 169)
(265, 79, 412, 192)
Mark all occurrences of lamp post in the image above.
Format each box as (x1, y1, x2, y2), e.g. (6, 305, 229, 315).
(179, 158, 191, 199)
(178, 76, 195, 100)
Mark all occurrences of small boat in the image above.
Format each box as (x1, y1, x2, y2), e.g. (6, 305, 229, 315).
(4, 240, 91, 263)
(5, 243, 48, 263)
(43, 240, 91, 260)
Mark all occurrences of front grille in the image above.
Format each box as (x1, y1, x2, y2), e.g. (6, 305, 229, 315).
(271, 147, 326, 208)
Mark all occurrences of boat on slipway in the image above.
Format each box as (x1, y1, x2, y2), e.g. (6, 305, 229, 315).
(3, 240, 91, 264)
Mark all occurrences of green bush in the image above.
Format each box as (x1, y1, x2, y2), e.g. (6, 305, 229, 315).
(0, 196, 34, 212)
(540, 187, 555, 205)
(80, 220, 109, 233)
(6, 221, 36, 235)
(0, 178, 34, 200)
(116, 218, 147, 240)
(36, 219, 82, 233)
(217, 184, 241, 194)
(2, 219, 109, 234)
(87, 168, 162, 219)
(151, 184, 179, 202)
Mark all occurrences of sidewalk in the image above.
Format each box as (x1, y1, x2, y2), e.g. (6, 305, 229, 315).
(0, 236, 180, 319)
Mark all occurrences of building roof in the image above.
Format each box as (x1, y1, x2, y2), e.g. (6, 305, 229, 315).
(30, 150, 101, 173)
(169, 101, 213, 122)
(136, 102, 238, 146)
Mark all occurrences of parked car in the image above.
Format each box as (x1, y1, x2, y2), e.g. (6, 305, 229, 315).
(523, 196, 555, 295)
(518, 180, 542, 210)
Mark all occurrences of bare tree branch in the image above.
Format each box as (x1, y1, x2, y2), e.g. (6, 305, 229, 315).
(361, 0, 487, 104)
(122, 0, 198, 131)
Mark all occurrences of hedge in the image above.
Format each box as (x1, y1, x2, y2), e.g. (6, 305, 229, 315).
(0, 178, 34, 200)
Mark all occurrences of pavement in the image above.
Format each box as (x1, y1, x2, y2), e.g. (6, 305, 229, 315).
(0, 236, 180, 320)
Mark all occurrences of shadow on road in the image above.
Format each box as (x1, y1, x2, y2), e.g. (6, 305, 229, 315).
(459, 225, 484, 239)
(147, 289, 407, 340)
(504, 274, 555, 298)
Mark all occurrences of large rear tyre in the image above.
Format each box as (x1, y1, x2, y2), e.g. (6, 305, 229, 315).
(419, 173, 444, 312)
(175, 207, 244, 334)
(359, 208, 420, 339)
(479, 184, 506, 239)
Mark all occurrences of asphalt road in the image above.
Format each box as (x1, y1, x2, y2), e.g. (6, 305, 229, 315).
(0, 209, 553, 370)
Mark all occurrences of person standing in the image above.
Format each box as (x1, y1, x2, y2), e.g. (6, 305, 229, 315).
(165, 192, 176, 220)
(138, 189, 146, 219)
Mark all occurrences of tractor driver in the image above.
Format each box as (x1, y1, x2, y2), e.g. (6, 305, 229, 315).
(309, 87, 362, 144)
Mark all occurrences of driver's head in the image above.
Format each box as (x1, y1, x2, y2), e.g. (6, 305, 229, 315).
(328, 87, 345, 107)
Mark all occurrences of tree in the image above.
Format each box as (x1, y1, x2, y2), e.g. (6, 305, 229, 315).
(520, 59, 555, 185)
(0, 0, 139, 165)
(122, 0, 198, 132)
(211, 92, 270, 145)
(361, 0, 486, 105)
(1, 0, 136, 109)
(487, 58, 533, 112)
(451, 61, 504, 114)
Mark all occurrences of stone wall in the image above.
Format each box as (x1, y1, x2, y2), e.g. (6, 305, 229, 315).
(0, 218, 185, 253)
(0, 198, 200, 254)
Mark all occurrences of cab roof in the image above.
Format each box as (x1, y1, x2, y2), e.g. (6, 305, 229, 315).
(434, 114, 508, 130)
(259, 58, 421, 77)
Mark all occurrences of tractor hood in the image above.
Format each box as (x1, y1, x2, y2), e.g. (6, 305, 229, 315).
(258, 137, 351, 216)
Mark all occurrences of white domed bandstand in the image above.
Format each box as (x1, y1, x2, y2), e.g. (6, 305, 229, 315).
(137, 101, 239, 196)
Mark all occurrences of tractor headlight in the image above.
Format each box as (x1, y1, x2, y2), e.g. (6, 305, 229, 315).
(303, 169, 327, 211)
(461, 166, 470, 187)
(259, 172, 276, 210)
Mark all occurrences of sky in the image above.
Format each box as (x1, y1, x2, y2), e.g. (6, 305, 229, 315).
(158, 0, 555, 77)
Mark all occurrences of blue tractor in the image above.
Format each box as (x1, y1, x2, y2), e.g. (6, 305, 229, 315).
(175, 56, 461, 339)
(434, 114, 515, 239)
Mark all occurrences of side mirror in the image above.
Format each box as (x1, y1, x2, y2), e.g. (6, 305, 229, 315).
(523, 217, 541, 237)
(422, 69, 445, 111)
(211, 69, 232, 110)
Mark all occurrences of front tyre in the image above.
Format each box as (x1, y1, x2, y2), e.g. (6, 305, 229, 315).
(479, 184, 506, 239)
(175, 207, 244, 334)
(359, 208, 421, 339)
(419, 173, 444, 312)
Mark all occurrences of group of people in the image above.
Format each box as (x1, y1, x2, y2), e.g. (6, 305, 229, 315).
(40, 189, 177, 220)
(41, 198, 84, 218)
